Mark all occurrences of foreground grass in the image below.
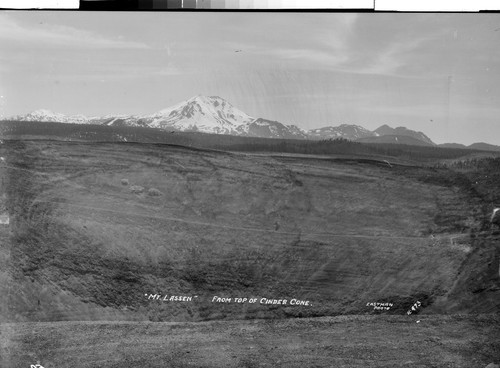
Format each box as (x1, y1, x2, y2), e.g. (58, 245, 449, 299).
(1, 315, 499, 368)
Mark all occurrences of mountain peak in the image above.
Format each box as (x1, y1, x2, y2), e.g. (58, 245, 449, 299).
(31, 108, 57, 115)
(14, 109, 94, 125)
(188, 95, 226, 104)
(20, 109, 66, 122)
(147, 95, 254, 134)
(7, 96, 443, 146)
(144, 96, 308, 139)
(307, 124, 374, 141)
(374, 124, 435, 145)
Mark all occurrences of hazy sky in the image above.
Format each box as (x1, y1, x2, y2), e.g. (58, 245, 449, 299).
(0, 12, 499, 145)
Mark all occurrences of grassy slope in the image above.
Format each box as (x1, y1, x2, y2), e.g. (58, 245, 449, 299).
(1, 140, 497, 323)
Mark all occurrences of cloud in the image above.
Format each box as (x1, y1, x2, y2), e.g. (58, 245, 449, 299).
(221, 14, 439, 78)
(265, 48, 350, 68)
(245, 15, 448, 78)
(217, 14, 359, 72)
(29, 63, 185, 83)
(357, 36, 436, 76)
(315, 13, 359, 48)
(345, 40, 420, 76)
(0, 14, 148, 50)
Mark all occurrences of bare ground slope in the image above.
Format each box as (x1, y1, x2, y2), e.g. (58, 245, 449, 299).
(0, 140, 498, 322)
(1, 315, 499, 368)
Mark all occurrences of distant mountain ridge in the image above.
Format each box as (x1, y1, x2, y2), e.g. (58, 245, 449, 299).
(7, 95, 499, 149)
(9, 96, 308, 139)
(373, 124, 434, 145)
(19, 109, 92, 125)
(307, 124, 374, 141)
(466, 142, 500, 152)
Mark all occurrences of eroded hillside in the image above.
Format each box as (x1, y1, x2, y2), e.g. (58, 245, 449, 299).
(0, 140, 498, 322)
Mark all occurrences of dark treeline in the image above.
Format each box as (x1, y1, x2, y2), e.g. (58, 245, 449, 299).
(434, 156, 500, 170)
(1, 120, 497, 164)
(214, 138, 367, 155)
(214, 137, 492, 163)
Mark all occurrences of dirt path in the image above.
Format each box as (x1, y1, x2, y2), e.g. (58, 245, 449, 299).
(1, 315, 499, 368)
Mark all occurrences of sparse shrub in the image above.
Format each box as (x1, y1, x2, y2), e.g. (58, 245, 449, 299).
(121, 178, 129, 186)
(130, 185, 144, 194)
(147, 188, 163, 197)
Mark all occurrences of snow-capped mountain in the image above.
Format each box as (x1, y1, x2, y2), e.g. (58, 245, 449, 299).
(8, 97, 441, 144)
(373, 124, 435, 145)
(91, 115, 149, 127)
(146, 95, 255, 134)
(113, 95, 307, 139)
(15, 109, 91, 125)
(307, 124, 374, 140)
(10, 96, 306, 139)
(243, 118, 308, 139)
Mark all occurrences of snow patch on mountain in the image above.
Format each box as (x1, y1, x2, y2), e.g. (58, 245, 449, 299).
(374, 124, 435, 145)
(307, 124, 375, 140)
(244, 118, 308, 139)
(15, 109, 93, 124)
(147, 95, 255, 134)
(7, 97, 440, 145)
